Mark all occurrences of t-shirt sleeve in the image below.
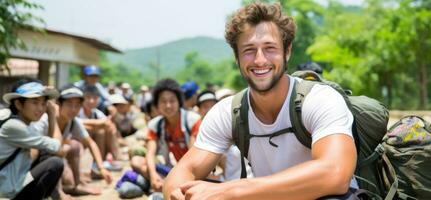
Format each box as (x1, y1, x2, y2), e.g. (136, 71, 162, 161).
(71, 118, 90, 139)
(94, 109, 107, 119)
(190, 119, 201, 137)
(194, 97, 233, 154)
(147, 128, 157, 141)
(28, 113, 49, 136)
(1, 119, 60, 153)
(301, 84, 354, 145)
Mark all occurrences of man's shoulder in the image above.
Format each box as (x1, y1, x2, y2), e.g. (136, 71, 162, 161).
(147, 116, 164, 131)
(93, 109, 106, 118)
(305, 83, 342, 102)
(2, 118, 27, 135)
(206, 95, 234, 119)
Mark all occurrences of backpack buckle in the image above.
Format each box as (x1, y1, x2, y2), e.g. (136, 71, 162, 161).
(375, 144, 385, 156)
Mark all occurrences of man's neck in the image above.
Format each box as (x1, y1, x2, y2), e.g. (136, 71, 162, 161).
(57, 114, 69, 132)
(165, 111, 181, 128)
(83, 107, 92, 117)
(249, 75, 290, 124)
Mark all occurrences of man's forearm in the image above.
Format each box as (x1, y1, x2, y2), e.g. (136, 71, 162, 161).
(86, 139, 105, 169)
(47, 113, 61, 140)
(220, 159, 351, 200)
(163, 163, 197, 199)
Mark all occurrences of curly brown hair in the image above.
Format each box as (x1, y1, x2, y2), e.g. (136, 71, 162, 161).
(225, 2, 296, 58)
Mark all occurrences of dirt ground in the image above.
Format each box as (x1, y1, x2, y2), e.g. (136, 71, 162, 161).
(71, 110, 431, 200)
(77, 163, 148, 200)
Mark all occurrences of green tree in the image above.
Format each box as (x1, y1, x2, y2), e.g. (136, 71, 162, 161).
(0, 0, 43, 73)
(307, 0, 431, 109)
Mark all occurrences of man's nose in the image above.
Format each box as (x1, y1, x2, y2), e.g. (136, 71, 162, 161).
(254, 48, 267, 66)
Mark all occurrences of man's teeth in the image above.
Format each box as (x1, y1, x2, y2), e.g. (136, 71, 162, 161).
(253, 69, 270, 74)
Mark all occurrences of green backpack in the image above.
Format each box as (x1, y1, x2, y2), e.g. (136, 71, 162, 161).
(376, 116, 431, 199)
(231, 71, 390, 199)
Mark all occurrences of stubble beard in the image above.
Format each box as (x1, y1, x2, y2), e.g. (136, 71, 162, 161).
(241, 61, 287, 95)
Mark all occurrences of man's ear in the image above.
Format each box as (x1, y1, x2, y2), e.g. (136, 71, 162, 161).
(14, 100, 23, 112)
(285, 44, 292, 61)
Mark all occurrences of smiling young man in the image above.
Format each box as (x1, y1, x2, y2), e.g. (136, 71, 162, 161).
(79, 86, 118, 163)
(129, 79, 201, 194)
(163, 3, 357, 200)
(55, 86, 113, 195)
(0, 79, 68, 200)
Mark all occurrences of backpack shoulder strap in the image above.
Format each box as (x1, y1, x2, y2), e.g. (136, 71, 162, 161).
(0, 115, 22, 171)
(156, 117, 164, 139)
(231, 88, 250, 179)
(180, 109, 191, 147)
(289, 79, 317, 149)
(0, 148, 21, 171)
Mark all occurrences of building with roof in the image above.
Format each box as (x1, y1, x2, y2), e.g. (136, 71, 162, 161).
(0, 28, 121, 105)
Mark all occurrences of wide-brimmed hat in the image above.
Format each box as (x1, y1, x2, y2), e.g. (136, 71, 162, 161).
(3, 82, 59, 105)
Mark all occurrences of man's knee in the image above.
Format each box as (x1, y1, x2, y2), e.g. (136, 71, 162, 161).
(92, 128, 106, 138)
(131, 156, 147, 170)
(50, 157, 64, 172)
(67, 140, 82, 157)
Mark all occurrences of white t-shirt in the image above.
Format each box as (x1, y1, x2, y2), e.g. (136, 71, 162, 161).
(222, 145, 253, 181)
(194, 76, 354, 177)
(30, 114, 89, 140)
(78, 108, 107, 120)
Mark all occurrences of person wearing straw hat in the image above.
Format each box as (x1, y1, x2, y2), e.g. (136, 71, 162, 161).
(0, 79, 69, 200)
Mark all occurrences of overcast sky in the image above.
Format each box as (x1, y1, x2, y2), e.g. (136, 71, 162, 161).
(34, 0, 363, 50)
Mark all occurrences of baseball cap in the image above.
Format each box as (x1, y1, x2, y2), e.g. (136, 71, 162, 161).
(83, 65, 101, 76)
(121, 83, 131, 89)
(59, 86, 84, 99)
(3, 82, 59, 104)
(181, 81, 199, 100)
(109, 94, 128, 104)
(197, 91, 217, 107)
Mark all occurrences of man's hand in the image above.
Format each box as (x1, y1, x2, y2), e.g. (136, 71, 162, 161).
(107, 105, 117, 116)
(100, 168, 113, 184)
(151, 173, 164, 192)
(180, 181, 231, 200)
(170, 188, 185, 200)
(56, 144, 71, 157)
(46, 100, 58, 117)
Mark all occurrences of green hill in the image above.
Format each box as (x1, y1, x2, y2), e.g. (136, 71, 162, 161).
(107, 36, 234, 78)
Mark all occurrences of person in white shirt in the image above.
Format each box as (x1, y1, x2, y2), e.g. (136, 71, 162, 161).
(78, 85, 118, 161)
(164, 3, 357, 200)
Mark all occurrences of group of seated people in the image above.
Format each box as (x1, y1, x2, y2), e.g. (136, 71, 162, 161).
(0, 74, 247, 200)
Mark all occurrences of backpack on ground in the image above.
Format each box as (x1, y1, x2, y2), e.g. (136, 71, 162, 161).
(231, 71, 391, 198)
(369, 115, 431, 199)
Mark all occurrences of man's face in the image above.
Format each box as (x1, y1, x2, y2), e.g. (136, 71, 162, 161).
(157, 90, 180, 119)
(16, 97, 47, 123)
(84, 75, 99, 86)
(60, 98, 82, 120)
(83, 95, 99, 110)
(115, 103, 130, 114)
(236, 21, 288, 93)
